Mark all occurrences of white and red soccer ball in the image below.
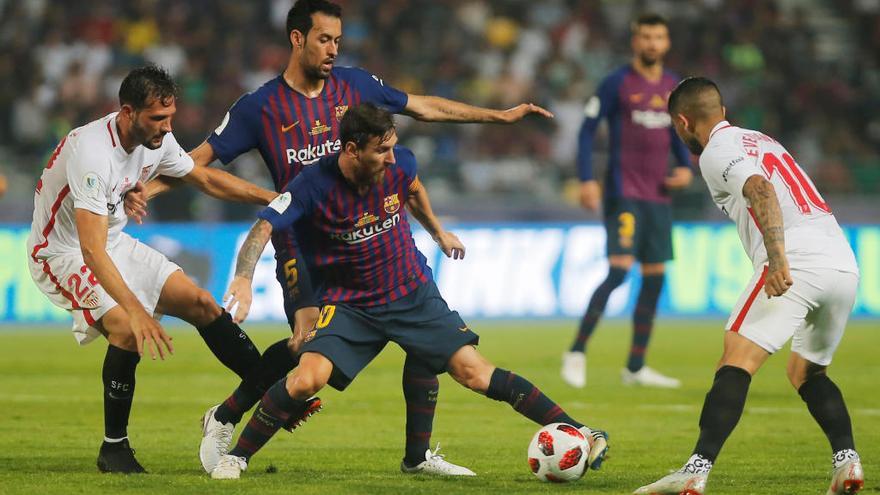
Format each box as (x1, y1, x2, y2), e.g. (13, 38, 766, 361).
(527, 422, 589, 482)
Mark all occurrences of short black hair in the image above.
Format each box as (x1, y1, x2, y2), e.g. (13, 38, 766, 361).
(631, 13, 668, 33)
(118, 65, 177, 110)
(286, 0, 342, 46)
(668, 76, 723, 118)
(340, 103, 395, 150)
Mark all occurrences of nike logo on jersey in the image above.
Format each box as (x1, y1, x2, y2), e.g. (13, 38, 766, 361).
(281, 121, 300, 132)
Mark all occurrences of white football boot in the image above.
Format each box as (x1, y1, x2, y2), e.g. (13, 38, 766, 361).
(400, 444, 476, 476)
(634, 455, 711, 495)
(199, 404, 235, 473)
(622, 366, 681, 388)
(578, 427, 610, 470)
(210, 454, 248, 480)
(633, 471, 708, 495)
(827, 451, 864, 495)
(561, 351, 587, 388)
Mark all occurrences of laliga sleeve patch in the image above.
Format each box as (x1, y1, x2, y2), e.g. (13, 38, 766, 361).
(268, 192, 292, 213)
(583, 96, 600, 118)
(214, 112, 230, 135)
(82, 172, 105, 200)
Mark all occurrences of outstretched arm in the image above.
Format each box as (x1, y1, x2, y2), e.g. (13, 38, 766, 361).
(406, 176, 464, 260)
(403, 94, 553, 123)
(742, 175, 792, 297)
(179, 161, 276, 206)
(225, 219, 274, 322)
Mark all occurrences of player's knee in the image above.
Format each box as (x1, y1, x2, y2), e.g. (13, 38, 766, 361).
(786, 359, 825, 390)
(289, 370, 327, 397)
(108, 331, 138, 352)
(288, 353, 331, 397)
(195, 289, 221, 320)
(448, 351, 492, 392)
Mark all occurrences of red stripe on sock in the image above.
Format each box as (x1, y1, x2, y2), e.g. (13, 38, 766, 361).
(542, 405, 563, 424)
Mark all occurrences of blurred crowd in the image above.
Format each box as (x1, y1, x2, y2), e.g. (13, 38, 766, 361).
(0, 0, 878, 221)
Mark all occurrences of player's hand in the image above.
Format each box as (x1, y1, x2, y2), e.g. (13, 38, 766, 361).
(0, 173, 7, 198)
(580, 180, 601, 211)
(123, 181, 148, 224)
(224, 276, 254, 323)
(129, 309, 174, 360)
(434, 231, 465, 260)
(664, 167, 693, 190)
(764, 261, 793, 298)
(499, 103, 554, 123)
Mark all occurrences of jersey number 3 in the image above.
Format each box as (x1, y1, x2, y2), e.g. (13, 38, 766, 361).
(761, 152, 830, 215)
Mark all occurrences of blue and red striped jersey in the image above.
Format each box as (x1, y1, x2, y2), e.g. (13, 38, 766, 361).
(207, 66, 408, 192)
(577, 65, 692, 203)
(258, 146, 431, 307)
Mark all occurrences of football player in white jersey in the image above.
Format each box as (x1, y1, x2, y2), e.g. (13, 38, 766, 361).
(634, 77, 863, 495)
(27, 66, 279, 473)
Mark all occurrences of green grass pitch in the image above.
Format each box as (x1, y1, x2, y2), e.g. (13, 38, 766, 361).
(0, 320, 877, 494)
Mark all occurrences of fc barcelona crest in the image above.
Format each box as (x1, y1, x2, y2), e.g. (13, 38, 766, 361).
(383, 194, 400, 214)
(335, 105, 349, 122)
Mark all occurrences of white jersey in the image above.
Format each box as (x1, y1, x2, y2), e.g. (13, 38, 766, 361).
(28, 112, 194, 259)
(699, 121, 858, 275)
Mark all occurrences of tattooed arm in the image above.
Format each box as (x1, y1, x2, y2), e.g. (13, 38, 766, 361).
(742, 175, 793, 297)
(224, 219, 274, 322)
(403, 94, 553, 123)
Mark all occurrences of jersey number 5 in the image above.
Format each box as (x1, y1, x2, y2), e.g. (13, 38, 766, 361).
(760, 152, 830, 215)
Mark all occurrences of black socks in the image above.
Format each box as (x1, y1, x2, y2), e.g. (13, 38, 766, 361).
(102, 345, 140, 440)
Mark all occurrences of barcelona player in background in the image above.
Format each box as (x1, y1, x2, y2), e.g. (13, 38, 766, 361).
(562, 14, 693, 390)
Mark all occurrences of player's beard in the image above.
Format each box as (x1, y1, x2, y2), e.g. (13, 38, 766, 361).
(304, 63, 330, 81)
(132, 118, 164, 150)
(684, 135, 704, 155)
(639, 53, 662, 67)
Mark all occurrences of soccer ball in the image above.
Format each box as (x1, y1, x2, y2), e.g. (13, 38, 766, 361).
(527, 423, 589, 482)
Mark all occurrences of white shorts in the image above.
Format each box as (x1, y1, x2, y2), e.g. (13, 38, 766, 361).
(28, 233, 181, 345)
(726, 266, 859, 366)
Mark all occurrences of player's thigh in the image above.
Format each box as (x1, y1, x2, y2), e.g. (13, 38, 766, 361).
(154, 270, 220, 326)
(603, 198, 638, 260)
(791, 269, 859, 367)
(385, 282, 480, 376)
(636, 200, 673, 264)
(111, 234, 182, 318)
(724, 267, 808, 362)
(298, 304, 387, 391)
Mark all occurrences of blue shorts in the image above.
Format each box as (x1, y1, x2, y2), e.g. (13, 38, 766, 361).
(603, 198, 673, 263)
(299, 281, 480, 391)
(272, 229, 318, 331)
